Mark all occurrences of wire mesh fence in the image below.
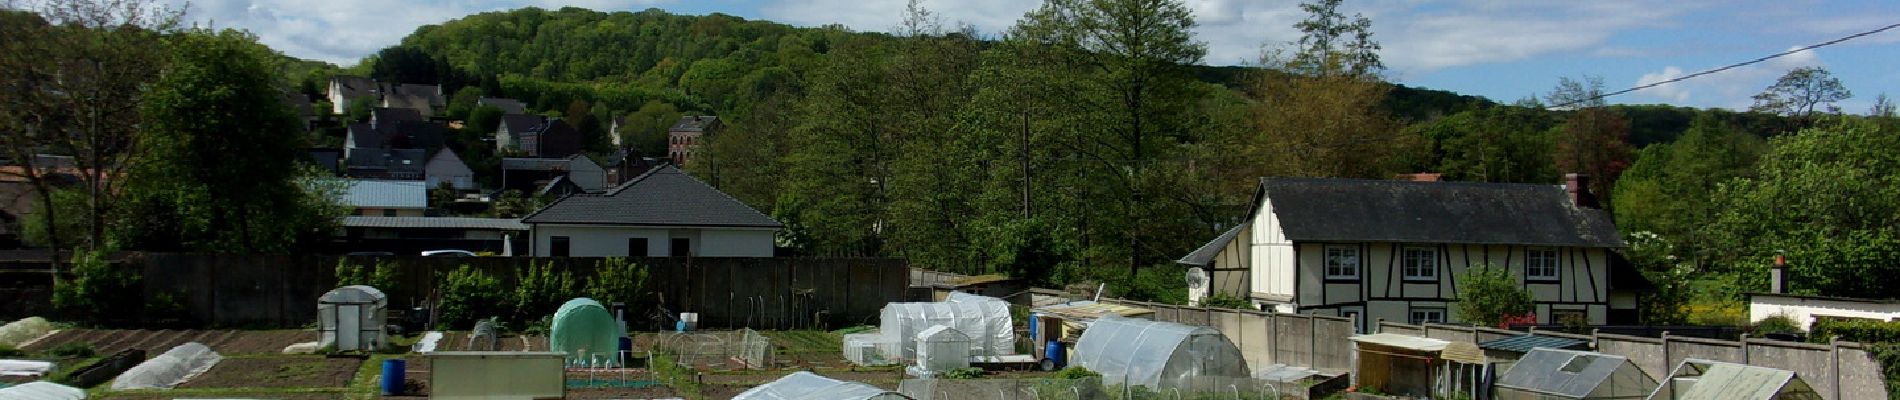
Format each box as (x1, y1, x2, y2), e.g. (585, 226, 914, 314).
(652, 329, 772, 370)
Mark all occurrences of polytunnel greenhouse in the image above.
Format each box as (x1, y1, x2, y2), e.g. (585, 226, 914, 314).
(1071, 315, 1250, 389)
(876, 293, 1013, 361)
(0, 381, 86, 400)
(732, 371, 911, 400)
(550, 298, 624, 366)
(112, 342, 222, 390)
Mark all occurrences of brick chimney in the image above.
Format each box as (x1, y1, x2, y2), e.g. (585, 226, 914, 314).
(1771, 254, 1788, 294)
(1565, 173, 1598, 208)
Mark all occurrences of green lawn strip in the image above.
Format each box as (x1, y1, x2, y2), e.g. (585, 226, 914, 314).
(40, 356, 104, 386)
(344, 354, 395, 400)
(651, 352, 704, 400)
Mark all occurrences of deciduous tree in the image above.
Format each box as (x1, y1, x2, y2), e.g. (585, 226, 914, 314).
(1456, 265, 1534, 327)
(1751, 66, 1851, 119)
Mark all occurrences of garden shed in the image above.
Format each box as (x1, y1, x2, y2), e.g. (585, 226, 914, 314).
(877, 294, 1014, 361)
(912, 325, 971, 377)
(550, 298, 623, 366)
(1494, 348, 1657, 400)
(318, 285, 387, 352)
(733, 371, 910, 400)
(1350, 333, 1488, 399)
(1645, 359, 1822, 400)
(1070, 315, 1250, 389)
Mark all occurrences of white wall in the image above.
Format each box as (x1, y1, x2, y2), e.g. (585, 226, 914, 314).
(1248, 196, 1296, 301)
(1751, 295, 1900, 331)
(531, 224, 775, 257)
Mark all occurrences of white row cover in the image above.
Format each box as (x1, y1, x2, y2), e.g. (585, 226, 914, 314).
(877, 293, 1014, 360)
(732, 371, 906, 400)
(1072, 315, 1250, 390)
(112, 342, 222, 390)
(0, 318, 53, 348)
(0, 381, 86, 400)
(0, 360, 54, 377)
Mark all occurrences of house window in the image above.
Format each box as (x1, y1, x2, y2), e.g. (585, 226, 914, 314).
(670, 238, 691, 257)
(1402, 247, 1438, 281)
(1325, 245, 1360, 280)
(382, 209, 397, 217)
(628, 238, 649, 257)
(550, 236, 570, 257)
(1339, 306, 1365, 334)
(1527, 249, 1560, 281)
(1552, 310, 1588, 326)
(1409, 308, 1446, 324)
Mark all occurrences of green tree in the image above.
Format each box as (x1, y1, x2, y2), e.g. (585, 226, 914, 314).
(584, 258, 650, 307)
(1455, 265, 1534, 327)
(1289, 0, 1382, 77)
(1417, 100, 1556, 183)
(1751, 66, 1851, 119)
(1612, 113, 1763, 259)
(1547, 76, 1633, 201)
(1702, 118, 1900, 298)
(116, 28, 331, 253)
(1242, 5, 1413, 180)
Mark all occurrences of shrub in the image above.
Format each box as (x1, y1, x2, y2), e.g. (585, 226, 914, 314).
(437, 265, 506, 329)
(1055, 366, 1100, 380)
(1199, 294, 1253, 310)
(0, 344, 23, 357)
(335, 257, 401, 290)
(514, 259, 577, 325)
(48, 343, 94, 358)
(1754, 314, 1801, 334)
(1455, 265, 1534, 327)
(52, 250, 144, 326)
(1809, 319, 1900, 399)
(584, 258, 650, 307)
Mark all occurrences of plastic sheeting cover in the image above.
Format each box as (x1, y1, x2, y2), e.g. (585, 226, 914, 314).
(0, 360, 54, 377)
(0, 381, 86, 400)
(878, 293, 1014, 360)
(319, 285, 386, 305)
(0, 318, 53, 348)
(732, 371, 904, 400)
(1496, 348, 1656, 399)
(111, 342, 222, 390)
(1071, 315, 1250, 389)
(550, 298, 623, 365)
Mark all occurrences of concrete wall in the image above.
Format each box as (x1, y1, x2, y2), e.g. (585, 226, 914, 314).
(8, 254, 907, 329)
(1106, 300, 1356, 374)
(1750, 294, 1900, 330)
(1372, 321, 1889, 400)
(531, 224, 775, 257)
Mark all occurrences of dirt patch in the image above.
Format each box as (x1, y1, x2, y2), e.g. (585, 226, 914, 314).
(178, 357, 363, 389)
(22, 329, 316, 356)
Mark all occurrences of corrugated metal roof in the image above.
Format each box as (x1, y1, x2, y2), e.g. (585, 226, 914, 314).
(1350, 333, 1449, 352)
(341, 216, 527, 230)
(343, 180, 426, 209)
(1478, 335, 1589, 353)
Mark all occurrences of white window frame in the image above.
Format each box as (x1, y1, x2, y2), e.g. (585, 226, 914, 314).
(1324, 245, 1360, 280)
(1409, 308, 1446, 324)
(1527, 248, 1561, 281)
(1402, 246, 1438, 281)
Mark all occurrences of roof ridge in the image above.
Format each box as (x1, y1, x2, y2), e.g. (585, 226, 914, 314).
(649, 165, 778, 222)
(604, 163, 671, 196)
(1262, 176, 1564, 190)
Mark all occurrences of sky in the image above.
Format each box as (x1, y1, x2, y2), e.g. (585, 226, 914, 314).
(161, 0, 1900, 112)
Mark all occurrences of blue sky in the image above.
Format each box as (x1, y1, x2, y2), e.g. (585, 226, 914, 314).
(166, 0, 1900, 112)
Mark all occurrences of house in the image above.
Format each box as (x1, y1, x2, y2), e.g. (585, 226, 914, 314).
(379, 84, 444, 117)
(1177, 174, 1649, 332)
(307, 148, 343, 176)
(500, 155, 605, 194)
(667, 115, 720, 166)
(283, 91, 316, 130)
(494, 115, 582, 158)
(346, 149, 427, 180)
(424, 147, 475, 191)
(336, 216, 527, 254)
(343, 180, 428, 217)
(601, 149, 660, 186)
(477, 97, 526, 115)
(520, 165, 780, 257)
(328, 76, 378, 114)
(495, 114, 544, 154)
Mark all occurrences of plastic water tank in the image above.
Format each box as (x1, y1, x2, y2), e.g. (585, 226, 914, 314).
(381, 358, 406, 395)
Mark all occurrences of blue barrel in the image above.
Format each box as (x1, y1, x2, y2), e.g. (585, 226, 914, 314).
(675, 319, 688, 332)
(381, 359, 406, 396)
(617, 336, 634, 366)
(1044, 340, 1065, 368)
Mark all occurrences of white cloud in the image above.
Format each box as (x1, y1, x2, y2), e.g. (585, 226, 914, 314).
(761, 0, 1029, 37)
(1630, 47, 1826, 109)
(161, 0, 671, 66)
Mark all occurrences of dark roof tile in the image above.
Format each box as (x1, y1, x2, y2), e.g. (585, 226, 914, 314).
(1259, 177, 1624, 247)
(523, 165, 780, 228)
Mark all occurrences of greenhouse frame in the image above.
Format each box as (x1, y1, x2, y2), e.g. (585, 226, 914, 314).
(1494, 348, 1657, 400)
(1645, 359, 1822, 400)
(1070, 315, 1250, 389)
(732, 371, 911, 400)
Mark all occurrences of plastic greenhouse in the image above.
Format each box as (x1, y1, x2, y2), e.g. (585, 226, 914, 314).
(876, 293, 1013, 362)
(111, 342, 222, 390)
(0, 381, 86, 400)
(1071, 315, 1250, 389)
(1645, 359, 1822, 400)
(318, 285, 387, 352)
(550, 298, 624, 366)
(912, 325, 971, 376)
(1494, 348, 1657, 400)
(732, 371, 910, 400)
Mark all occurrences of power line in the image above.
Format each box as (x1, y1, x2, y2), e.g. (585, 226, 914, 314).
(1558, 21, 1900, 109)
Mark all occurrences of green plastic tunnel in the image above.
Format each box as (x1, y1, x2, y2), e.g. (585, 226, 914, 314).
(550, 298, 623, 365)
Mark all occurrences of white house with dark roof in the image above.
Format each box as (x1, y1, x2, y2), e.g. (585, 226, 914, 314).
(1177, 174, 1651, 332)
(520, 165, 780, 257)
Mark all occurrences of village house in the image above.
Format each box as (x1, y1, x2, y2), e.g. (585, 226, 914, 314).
(667, 115, 720, 166)
(327, 75, 377, 114)
(521, 165, 779, 257)
(500, 155, 605, 194)
(1178, 174, 1651, 332)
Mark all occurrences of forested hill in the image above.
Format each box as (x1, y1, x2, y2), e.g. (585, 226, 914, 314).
(319, 7, 1487, 122)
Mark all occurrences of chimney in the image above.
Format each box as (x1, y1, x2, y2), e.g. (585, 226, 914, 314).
(1565, 173, 1598, 208)
(1771, 254, 1788, 294)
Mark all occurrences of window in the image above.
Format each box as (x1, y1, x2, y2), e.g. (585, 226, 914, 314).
(1325, 245, 1360, 280)
(1339, 306, 1365, 334)
(1527, 249, 1560, 280)
(382, 209, 397, 217)
(550, 236, 570, 257)
(1409, 308, 1446, 324)
(1402, 247, 1438, 281)
(670, 238, 691, 257)
(628, 238, 649, 257)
